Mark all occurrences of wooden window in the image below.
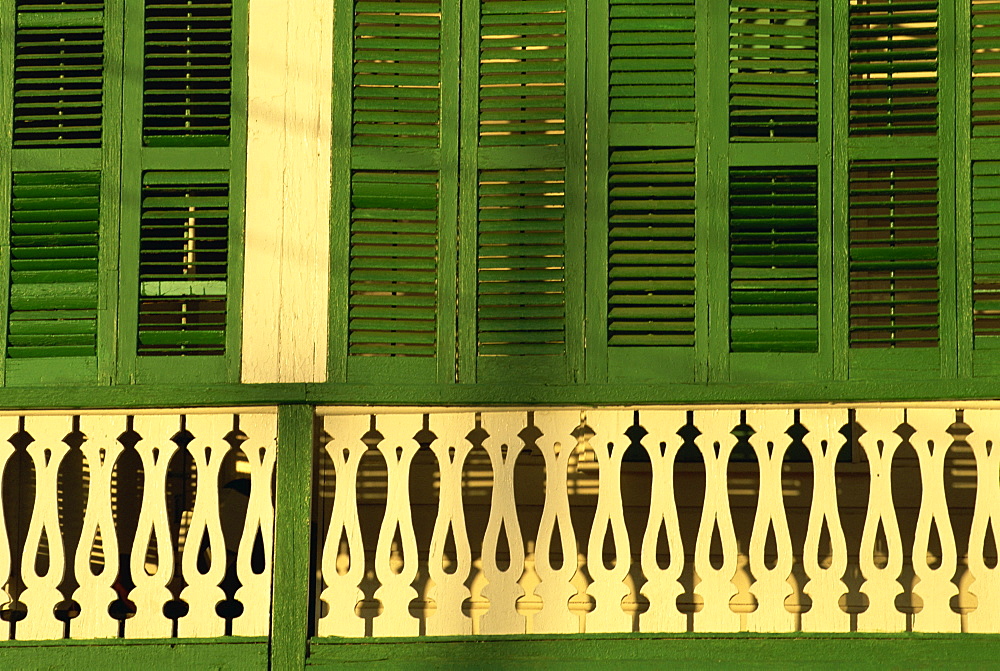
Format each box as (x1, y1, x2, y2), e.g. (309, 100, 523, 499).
(0, 0, 247, 385)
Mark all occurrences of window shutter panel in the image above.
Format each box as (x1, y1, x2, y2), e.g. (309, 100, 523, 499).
(843, 0, 947, 379)
(1, 0, 119, 385)
(723, 0, 827, 382)
(729, 167, 819, 353)
(333, 0, 457, 383)
(729, 0, 818, 140)
(588, 0, 697, 383)
(118, 0, 245, 383)
(469, 0, 584, 384)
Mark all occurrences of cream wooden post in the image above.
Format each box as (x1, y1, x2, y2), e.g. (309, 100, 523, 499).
(638, 410, 687, 633)
(531, 411, 583, 634)
(966, 409, 1000, 633)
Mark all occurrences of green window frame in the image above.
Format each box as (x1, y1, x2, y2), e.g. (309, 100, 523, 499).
(0, 0, 247, 386)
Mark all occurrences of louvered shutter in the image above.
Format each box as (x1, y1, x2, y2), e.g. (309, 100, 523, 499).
(723, 0, 828, 382)
(0, 0, 120, 385)
(117, 0, 246, 383)
(587, 0, 698, 383)
(844, 0, 949, 379)
(966, 1, 1000, 374)
(465, 0, 584, 384)
(330, 0, 457, 384)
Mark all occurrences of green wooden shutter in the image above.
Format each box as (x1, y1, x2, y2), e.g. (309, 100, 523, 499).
(722, 0, 828, 382)
(1, 0, 121, 385)
(118, 0, 246, 383)
(588, 0, 698, 383)
(843, 0, 951, 380)
(461, 0, 584, 385)
(729, 0, 818, 140)
(729, 167, 819, 353)
(332, 0, 457, 384)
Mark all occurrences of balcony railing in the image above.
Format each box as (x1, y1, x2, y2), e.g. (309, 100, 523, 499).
(1, 404, 999, 666)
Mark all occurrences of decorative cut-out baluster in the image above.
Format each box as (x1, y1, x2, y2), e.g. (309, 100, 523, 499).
(19, 416, 72, 640)
(0, 417, 18, 640)
(745, 409, 796, 632)
(372, 414, 422, 637)
(856, 409, 906, 632)
(693, 409, 741, 632)
(128, 415, 181, 638)
(178, 414, 232, 638)
(232, 413, 277, 636)
(965, 409, 1000, 633)
(799, 409, 849, 633)
(318, 415, 370, 637)
(479, 412, 528, 634)
(908, 408, 960, 632)
(531, 411, 582, 634)
(638, 410, 687, 633)
(426, 413, 475, 636)
(72, 416, 125, 638)
(584, 410, 633, 633)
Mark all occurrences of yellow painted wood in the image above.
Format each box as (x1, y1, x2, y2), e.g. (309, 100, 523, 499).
(18, 416, 72, 640)
(531, 411, 583, 634)
(856, 409, 906, 633)
(479, 412, 528, 635)
(318, 414, 369, 637)
(178, 415, 232, 638)
(693, 410, 742, 632)
(908, 408, 961, 633)
(638, 410, 687, 633)
(73, 416, 126, 639)
(0, 417, 16, 642)
(583, 410, 633, 633)
(799, 408, 850, 633)
(242, 0, 332, 383)
(965, 409, 1000, 633)
(426, 413, 475, 636)
(233, 413, 278, 636)
(745, 409, 796, 633)
(371, 414, 422, 637)
(128, 415, 182, 639)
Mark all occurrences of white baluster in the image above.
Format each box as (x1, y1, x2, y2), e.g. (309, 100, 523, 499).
(692, 409, 741, 632)
(965, 409, 1000, 633)
(318, 415, 369, 637)
(638, 410, 687, 633)
(19, 416, 71, 640)
(178, 414, 232, 637)
(232, 413, 277, 636)
(0, 417, 17, 639)
(583, 410, 632, 633)
(72, 416, 125, 638)
(372, 414, 422, 637)
(856, 409, 906, 632)
(531, 411, 582, 634)
(479, 412, 527, 634)
(128, 416, 181, 638)
(799, 409, 850, 633)
(908, 409, 960, 632)
(745, 409, 796, 633)
(426, 413, 475, 636)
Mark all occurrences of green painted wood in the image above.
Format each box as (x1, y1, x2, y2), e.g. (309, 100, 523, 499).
(306, 633, 1000, 669)
(270, 404, 316, 671)
(0, 638, 267, 670)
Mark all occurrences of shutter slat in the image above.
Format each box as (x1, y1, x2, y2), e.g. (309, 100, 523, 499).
(137, 171, 229, 356)
(142, 0, 233, 146)
(729, 167, 819, 353)
(6, 171, 100, 359)
(13, 1, 104, 148)
(849, 0, 938, 136)
(848, 159, 939, 348)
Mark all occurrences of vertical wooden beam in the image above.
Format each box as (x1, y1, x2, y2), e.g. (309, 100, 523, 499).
(243, 0, 332, 384)
(270, 404, 316, 670)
